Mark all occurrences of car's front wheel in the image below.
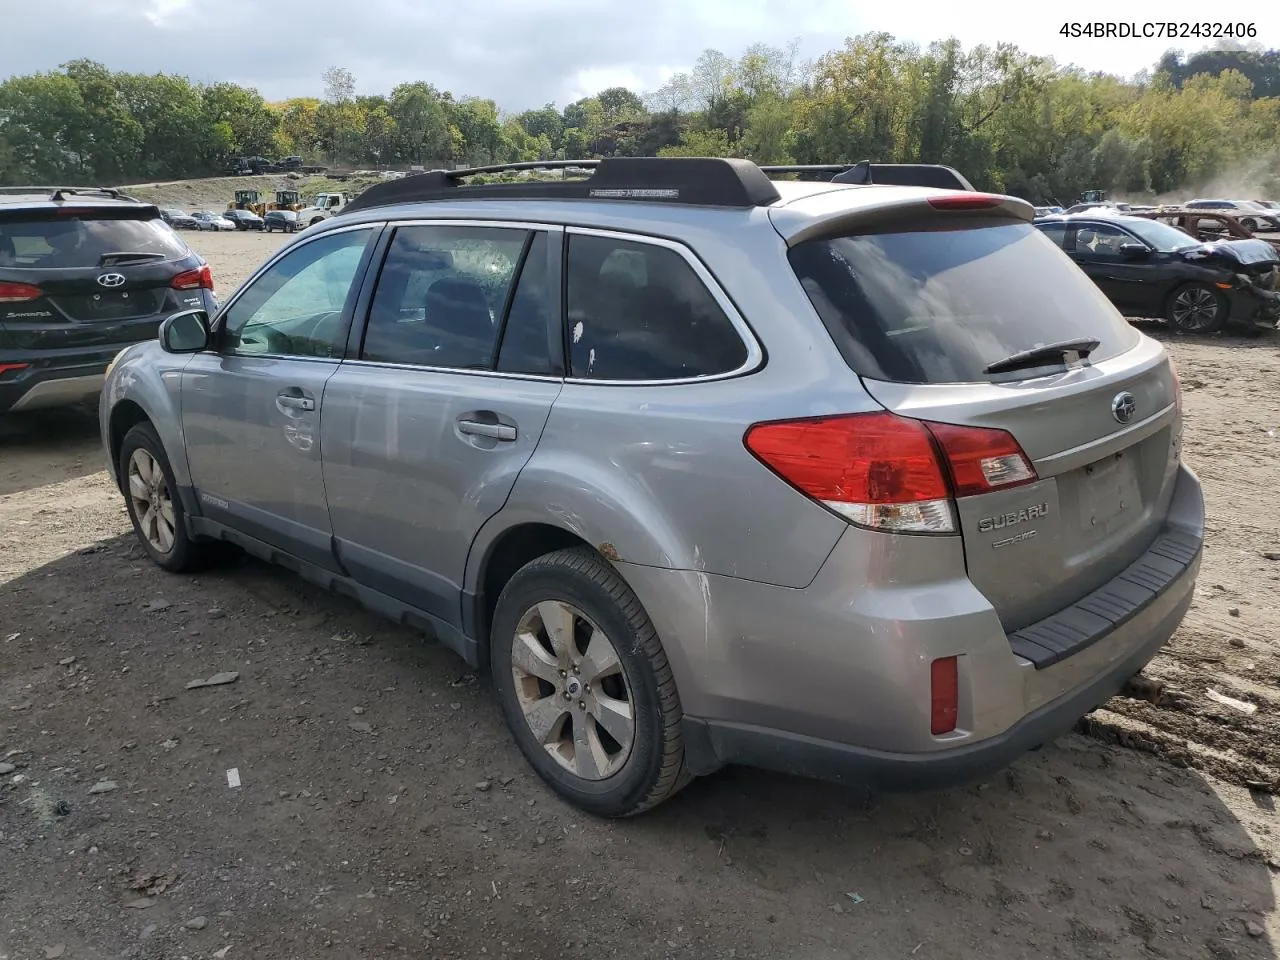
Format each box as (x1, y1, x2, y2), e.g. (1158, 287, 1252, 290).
(490, 547, 691, 817)
(119, 423, 217, 573)
(1166, 282, 1229, 333)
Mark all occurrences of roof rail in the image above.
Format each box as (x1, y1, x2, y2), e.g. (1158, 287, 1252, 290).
(759, 162, 976, 191)
(339, 158, 782, 214)
(0, 185, 141, 202)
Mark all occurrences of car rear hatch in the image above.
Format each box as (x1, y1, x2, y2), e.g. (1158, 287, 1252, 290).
(0, 204, 212, 349)
(773, 193, 1183, 641)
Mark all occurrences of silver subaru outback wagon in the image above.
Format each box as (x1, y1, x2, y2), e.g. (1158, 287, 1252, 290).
(99, 158, 1204, 817)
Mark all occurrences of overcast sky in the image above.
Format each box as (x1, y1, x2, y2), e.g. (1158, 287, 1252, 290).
(2, 1, 1277, 110)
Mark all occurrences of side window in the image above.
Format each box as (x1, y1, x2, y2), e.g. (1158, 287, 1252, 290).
(1073, 223, 1132, 261)
(496, 232, 556, 375)
(1036, 223, 1068, 249)
(219, 228, 374, 358)
(361, 224, 527, 369)
(565, 233, 748, 381)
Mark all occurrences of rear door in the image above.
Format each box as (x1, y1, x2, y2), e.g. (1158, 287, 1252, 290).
(785, 215, 1182, 633)
(319, 220, 563, 626)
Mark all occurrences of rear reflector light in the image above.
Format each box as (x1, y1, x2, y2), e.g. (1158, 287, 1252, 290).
(0, 362, 30, 375)
(925, 421, 1036, 498)
(743, 412, 1038, 534)
(0, 281, 43, 302)
(930, 656, 959, 735)
(172, 264, 213, 290)
(927, 194, 1003, 210)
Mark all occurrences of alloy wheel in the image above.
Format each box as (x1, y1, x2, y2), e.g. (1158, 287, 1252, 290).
(1170, 287, 1221, 331)
(127, 448, 176, 554)
(510, 600, 636, 780)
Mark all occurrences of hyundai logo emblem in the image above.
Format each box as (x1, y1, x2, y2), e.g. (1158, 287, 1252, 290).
(1111, 391, 1137, 424)
(96, 272, 126, 288)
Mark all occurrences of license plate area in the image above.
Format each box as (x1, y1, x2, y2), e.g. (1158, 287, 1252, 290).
(1078, 451, 1142, 534)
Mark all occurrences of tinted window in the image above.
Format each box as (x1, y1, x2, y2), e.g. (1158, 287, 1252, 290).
(1074, 222, 1134, 260)
(788, 222, 1138, 385)
(566, 234, 748, 381)
(0, 211, 189, 268)
(362, 224, 528, 369)
(496, 232, 556, 375)
(1035, 222, 1068, 248)
(220, 228, 374, 359)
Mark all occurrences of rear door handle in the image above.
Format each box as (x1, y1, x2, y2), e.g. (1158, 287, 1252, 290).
(457, 419, 516, 441)
(276, 393, 315, 412)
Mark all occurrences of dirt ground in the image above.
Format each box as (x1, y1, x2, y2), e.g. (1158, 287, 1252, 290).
(1, 229, 1278, 960)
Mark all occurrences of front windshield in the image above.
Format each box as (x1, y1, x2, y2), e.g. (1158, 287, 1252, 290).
(1120, 218, 1201, 252)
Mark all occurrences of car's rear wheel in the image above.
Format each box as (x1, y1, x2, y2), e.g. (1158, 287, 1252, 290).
(1241, 217, 1258, 232)
(1166, 282, 1228, 333)
(490, 547, 690, 817)
(119, 423, 216, 573)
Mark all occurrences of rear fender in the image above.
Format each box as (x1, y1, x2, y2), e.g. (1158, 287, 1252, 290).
(464, 451, 697, 593)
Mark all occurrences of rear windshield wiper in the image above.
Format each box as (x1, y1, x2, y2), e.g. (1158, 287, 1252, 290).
(99, 251, 166, 266)
(983, 338, 1100, 375)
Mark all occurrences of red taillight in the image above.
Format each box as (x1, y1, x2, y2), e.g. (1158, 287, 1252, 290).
(743, 411, 1038, 534)
(0, 281, 43, 302)
(0, 362, 30, 376)
(930, 656, 959, 735)
(744, 412, 954, 534)
(925, 421, 1037, 498)
(927, 193, 1003, 210)
(172, 264, 213, 290)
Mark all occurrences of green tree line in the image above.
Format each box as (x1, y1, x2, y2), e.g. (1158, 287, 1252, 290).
(2, 40, 1279, 202)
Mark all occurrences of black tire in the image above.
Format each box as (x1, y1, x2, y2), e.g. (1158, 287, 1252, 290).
(1241, 217, 1257, 232)
(1166, 282, 1229, 334)
(118, 422, 216, 573)
(490, 547, 691, 817)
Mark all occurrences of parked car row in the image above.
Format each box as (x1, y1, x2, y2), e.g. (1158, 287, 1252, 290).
(162, 208, 299, 233)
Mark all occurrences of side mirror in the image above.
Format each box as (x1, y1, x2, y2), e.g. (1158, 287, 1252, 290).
(1119, 243, 1151, 260)
(159, 309, 211, 353)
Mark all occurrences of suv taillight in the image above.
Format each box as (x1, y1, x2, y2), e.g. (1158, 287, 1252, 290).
(0, 281, 43, 302)
(172, 265, 213, 290)
(743, 411, 1037, 535)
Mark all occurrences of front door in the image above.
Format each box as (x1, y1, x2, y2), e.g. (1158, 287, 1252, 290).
(1070, 221, 1150, 311)
(181, 225, 381, 569)
(321, 222, 564, 627)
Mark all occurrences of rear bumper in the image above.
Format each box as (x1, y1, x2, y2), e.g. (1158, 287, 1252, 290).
(622, 463, 1205, 791)
(682, 543, 1195, 790)
(0, 370, 105, 413)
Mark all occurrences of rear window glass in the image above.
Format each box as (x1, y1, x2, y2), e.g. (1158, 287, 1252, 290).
(0, 212, 189, 269)
(787, 222, 1139, 384)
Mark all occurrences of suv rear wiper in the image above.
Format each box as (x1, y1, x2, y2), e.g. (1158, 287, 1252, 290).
(99, 251, 166, 266)
(983, 338, 1100, 375)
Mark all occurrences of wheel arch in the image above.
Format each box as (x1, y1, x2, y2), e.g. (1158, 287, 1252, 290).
(464, 521, 596, 671)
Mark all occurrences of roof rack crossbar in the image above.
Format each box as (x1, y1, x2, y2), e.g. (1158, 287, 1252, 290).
(340, 157, 783, 214)
(0, 185, 139, 201)
(759, 161, 975, 191)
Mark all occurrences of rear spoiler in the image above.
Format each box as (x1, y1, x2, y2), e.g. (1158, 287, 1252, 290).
(758, 162, 976, 192)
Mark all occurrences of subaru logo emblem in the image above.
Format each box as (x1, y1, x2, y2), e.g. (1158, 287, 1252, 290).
(96, 273, 126, 288)
(1111, 391, 1137, 424)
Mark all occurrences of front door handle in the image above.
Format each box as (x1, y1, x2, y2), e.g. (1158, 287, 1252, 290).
(276, 393, 315, 413)
(457, 419, 516, 441)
